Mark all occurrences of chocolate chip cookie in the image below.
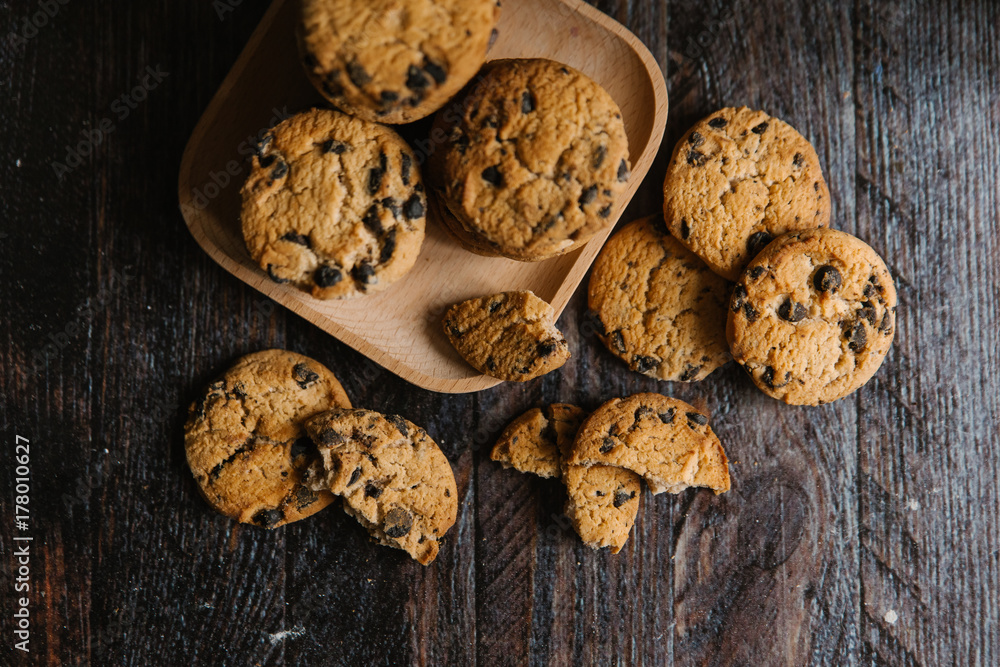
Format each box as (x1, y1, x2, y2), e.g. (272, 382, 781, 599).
(727, 228, 897, 405)
(184, 350, 352, 529)
(430, 58, 631, 261)
(567, 393, 730, 496)
(588, 215, 731, 382)
(298, 0, 500, 124)
(443, 291, 570, 381)
(241, 108, 426, 299)
(304, 408, 457, 565)
(491, 404, 641, 553)
(663, 107, 831, 281)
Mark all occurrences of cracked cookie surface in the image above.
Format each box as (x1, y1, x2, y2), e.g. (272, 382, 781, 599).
(727, 228, 897, 405)
(588, 215, 731, 382)
(430, 58, 631, 260)
(184, 350, 352, 529)
(298, 0, 500, 124)
(491, 404, 641, 553)
(241, 108, 425, 299)
(303, 408, 457, 565)
(567, 393, 730, 496)
(663, 107, 830, 281)
(443, 291, 570, 381)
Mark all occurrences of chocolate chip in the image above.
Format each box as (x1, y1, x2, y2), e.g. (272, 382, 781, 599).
(537, 340, 557, 357)
(347, 61, 371, 87)
(400, 152, 412, 186)
(278, 232, 310, 250)
(761, 366, 790, 388)
(406, 65, 429, 91)
(610, 330, 626, 354)
(793, 152, 804, 168)
(384, 508, 413, 538)
(521, 90, 536, 113)
(708, 117, 728, 129)
(368, 152, 387, 194)
(364, 482, 383, 499)
(318, 428, 346, 447)
(634, 405, 655, 421)
(680, 365, 702, 381)
(687, 412, 708, 427)
(731, 284, 747, 312)
(814, 265, 842, 292)
(258, 153, 276, 168)
(403, 193, 425, 220)
(352, 261, 376, 285)
(579, 185, 598, 207)
(613, 490, 635, 508)
(321, 139, 347, 155)
(592, 145, 607, 169)
(749, 266, 765, 280)
(746, 231, 773, 258)
(270, 160, 288, 180)
(488, 300, 501, 314)
(363, 205, 383, 235)
(290, 437, 312, 460)
(348, 467, 362, 486)
(315, 265, 343, 288)
(680, 219, 691, 239)
(778, 299, 808, 322)
(379, 228, 397, 264)
(858, 301, 878, 325)
(878, 309, 894, 334)
(294, 486, 318, 510)
(743, 302, 759, 322)
(424, 60, 447, 84)
(600, 437, 615, 454)
(387, 414, 409, 438)
(633, 355, 659, 373)
(485, 356, 497, 372)
(292, 363, 320, 389)
(846, 320, 868, 352)
(252, 509, 284, 529)
(482, 165, 503, 187)
(752, 121, 769, 134)
(658, 408, 676, 424)
(381, 197, 401, 219)
(599, 205, 612, 218)
(266, 265, 289, 284)
(617, 159, 630, 182)
(687, 150, 707, 166)
(689, 131, 704, 147)
(255, 134, 273, 156)
(584, 309, 607, 336)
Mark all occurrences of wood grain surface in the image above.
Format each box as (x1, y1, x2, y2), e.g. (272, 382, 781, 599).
(1, 0, 998, 665)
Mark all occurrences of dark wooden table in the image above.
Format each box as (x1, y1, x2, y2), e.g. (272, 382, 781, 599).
(3, 1, 999, 664)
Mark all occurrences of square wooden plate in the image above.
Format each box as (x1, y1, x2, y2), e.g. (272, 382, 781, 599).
(178, 0, 668, 393)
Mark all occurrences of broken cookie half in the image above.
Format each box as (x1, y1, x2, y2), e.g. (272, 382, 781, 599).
(492, 404, 641, 553)
(443, 291, 570, 382)
(304, 408, 458, 565)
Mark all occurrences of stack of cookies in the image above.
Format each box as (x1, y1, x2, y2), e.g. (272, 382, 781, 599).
(588, 106, 897, 406)
(184, 350, 458, 565)
(492, 393, 731, 553)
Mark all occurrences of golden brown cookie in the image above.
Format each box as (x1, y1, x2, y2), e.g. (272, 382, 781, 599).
(727, 228, 897, 405)
(304, 408, 457, 565)
(567, 393, 730, 496)
(240, 109, 425, 299)
(588, 215, 731, 382)
(663, 107, 831, 281)
(429, 58, 631, 260)
(491, 404, 642, 553)
(443, 291, 570, 382)
(298, 0, 500, 124)
(184, 350, 352, 528)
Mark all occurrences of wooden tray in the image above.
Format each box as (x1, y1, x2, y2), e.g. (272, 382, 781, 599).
(178, 0, 668, 393)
